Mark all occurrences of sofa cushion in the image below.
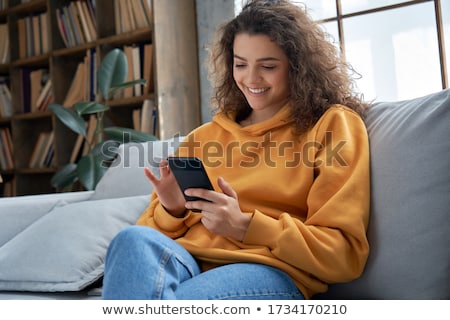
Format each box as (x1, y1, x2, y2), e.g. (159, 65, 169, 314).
(0, 191, 93, 247)
(0, 195, 149, 292)
(319, 89, 450, 299)
(91, 136, 184, 200)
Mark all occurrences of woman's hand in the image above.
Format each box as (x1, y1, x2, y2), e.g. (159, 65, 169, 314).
(144, 160, 186, 217)
(184, 176, 251, 241)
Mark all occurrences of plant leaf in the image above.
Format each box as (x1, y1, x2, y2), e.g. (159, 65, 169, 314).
(107, 79, 147, 100)
(50, 163, 78, 188)
(77, 153, 109, 190)
(97, 48, 128, 100)
(104, 126, 158, 143)
(49, 103, 87, 136)
(74, 101, 109, 115)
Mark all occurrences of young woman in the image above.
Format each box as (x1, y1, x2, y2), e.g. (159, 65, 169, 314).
(102, 0, 370, 300)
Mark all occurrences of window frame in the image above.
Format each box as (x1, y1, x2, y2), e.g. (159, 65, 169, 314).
(317, 0, 448, 89)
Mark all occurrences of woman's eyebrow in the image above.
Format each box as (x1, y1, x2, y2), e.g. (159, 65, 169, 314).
(233, 54, 280, 62)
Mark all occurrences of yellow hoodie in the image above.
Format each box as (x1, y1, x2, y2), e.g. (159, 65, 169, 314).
(137, 104, 370, 299)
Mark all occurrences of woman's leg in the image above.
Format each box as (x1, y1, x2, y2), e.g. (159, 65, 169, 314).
(175, 263, 304, 300)
(102, 225, 201, 300)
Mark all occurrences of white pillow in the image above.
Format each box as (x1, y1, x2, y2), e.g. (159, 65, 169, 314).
(91, 136, 184, 200)
(0, 195, 149, 292)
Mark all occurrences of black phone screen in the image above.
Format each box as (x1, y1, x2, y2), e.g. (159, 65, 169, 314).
(168, 157, 214, 202)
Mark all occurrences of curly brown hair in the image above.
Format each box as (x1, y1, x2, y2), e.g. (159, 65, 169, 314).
(208, 0, 369, 135)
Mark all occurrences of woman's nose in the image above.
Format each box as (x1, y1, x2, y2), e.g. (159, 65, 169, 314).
(246, 67, 262, 83)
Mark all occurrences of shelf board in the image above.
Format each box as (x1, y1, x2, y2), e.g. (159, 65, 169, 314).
(13, 111, 52, 120)
(11, 53, 49, 67)
(52, 43, 97, 58)
(107, 93, 155, 108)
(98, 27, 153, 47)
(7, 0, 46, 15)
(16, 167, 56, 174)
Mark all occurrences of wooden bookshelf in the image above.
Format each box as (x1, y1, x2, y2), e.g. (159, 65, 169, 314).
(0, 0, 201, 196)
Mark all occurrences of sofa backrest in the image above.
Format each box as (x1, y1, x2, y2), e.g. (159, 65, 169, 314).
(319, 88, 450, 299)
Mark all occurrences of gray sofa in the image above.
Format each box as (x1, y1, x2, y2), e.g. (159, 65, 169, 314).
(1, 89, 449, 300)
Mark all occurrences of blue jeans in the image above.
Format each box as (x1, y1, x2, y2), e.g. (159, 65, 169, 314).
(102, 226, 304, 300)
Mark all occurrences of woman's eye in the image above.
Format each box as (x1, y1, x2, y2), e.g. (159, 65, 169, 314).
(234, 64, 246, 68)
(263, 65, 276, 70)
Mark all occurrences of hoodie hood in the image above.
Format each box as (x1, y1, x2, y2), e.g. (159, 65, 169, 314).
(213, 103, 294, 137)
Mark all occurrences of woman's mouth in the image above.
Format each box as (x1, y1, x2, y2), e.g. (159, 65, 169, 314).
(248, 87, 269, 94)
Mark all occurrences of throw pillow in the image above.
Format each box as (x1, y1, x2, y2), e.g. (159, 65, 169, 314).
(0, 194, 150, 292)
(91, 136, 184, 200)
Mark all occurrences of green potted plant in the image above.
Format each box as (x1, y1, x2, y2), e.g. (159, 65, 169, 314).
(49, 48, 158, 191)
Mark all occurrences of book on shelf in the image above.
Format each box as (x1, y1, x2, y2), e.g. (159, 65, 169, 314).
(17, 18, 26, 59)
(29, 131, 54, 168)
(131, 46, 142, 96)
(122, 45, 134, 98)
(32, 14, 41, 56)
(0, 80, 12, 118)
(30, 69, 49, 112)
(82, 115, 97, 156)
(35, 78, 53, 112)
(135, 99, 157, 135)
(70, 3, 83, 44)
(84, 0, 97, 38)
(141, 0, 153, 25)
(63, 61, 86, 107)
(143, 43, 153, 94)
(70, 130, 86, 164)
(0, 23, 10, 64)
(56, 8, 70, 47)
(24, 15, 34, 58)
(0, 127, 14, 170)
(120, 43, 151, 99)
(132, 0, 149, 29)
(20, 68, 49, 113)
(40, 12, 49, 54)
(72, 1, 90, 43)
(86, 48, 97, 101)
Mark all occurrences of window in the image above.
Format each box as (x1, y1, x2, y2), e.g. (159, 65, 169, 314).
(235, 0, 450, 102)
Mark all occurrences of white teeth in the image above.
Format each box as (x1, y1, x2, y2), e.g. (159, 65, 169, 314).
(248, 87, 268, 94)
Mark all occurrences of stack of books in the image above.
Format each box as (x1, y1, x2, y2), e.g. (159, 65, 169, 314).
(114, 0, 152, 35)
(56, 0, 97, 48)
(29, 131, 54, 168)
(17, 12, 49, 59)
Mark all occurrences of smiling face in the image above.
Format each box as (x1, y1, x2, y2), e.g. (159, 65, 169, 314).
(233, 33, 290, 123)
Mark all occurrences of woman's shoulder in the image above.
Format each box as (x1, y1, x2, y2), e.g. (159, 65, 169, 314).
(318, 104, 365, 124)
(311, 104, 367, 135)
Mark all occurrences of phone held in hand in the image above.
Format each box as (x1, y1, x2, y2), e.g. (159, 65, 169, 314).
(167, 157, 214, 202)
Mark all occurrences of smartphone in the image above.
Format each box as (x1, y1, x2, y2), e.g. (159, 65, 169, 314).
(168, 157, 214, 202)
